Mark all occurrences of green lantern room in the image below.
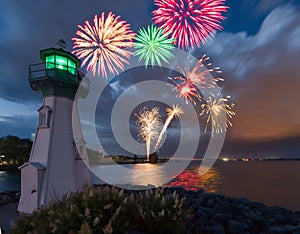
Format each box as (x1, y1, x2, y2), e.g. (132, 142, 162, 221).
(29, 48, 88, 100)
(42, 49, 78, 76)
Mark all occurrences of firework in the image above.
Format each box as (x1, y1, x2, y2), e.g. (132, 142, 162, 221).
(136, 107, 161, 161)
(155, 104, 184, 149)
(134, 24, 175, 68)
(200, 94, 235, 137)
(178, 54, 223, 90)
(169, 78, 200, 105)
(152, 0, 228, 49)
(169, 54, 223, 104)
(72, 12, 136, 78)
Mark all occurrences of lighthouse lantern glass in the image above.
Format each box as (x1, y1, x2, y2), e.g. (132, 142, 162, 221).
(45, 55, 76, 75)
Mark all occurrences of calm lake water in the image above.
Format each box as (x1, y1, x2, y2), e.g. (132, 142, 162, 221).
(0, 170, 20, 192)
(1, 161, 300, 211)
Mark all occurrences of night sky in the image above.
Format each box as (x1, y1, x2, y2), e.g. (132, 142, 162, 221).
(0, 0, 300, 158)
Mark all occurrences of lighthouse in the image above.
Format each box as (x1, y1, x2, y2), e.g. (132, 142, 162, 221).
(18, 48, 91, 214)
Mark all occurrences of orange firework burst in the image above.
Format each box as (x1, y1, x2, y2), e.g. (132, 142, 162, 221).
(169, 78, 200, 105)
(169, 54, 223, 105)
(178, 54, 223, 90)
(200, 94, 235, 137)
(72, 12, 136, 78)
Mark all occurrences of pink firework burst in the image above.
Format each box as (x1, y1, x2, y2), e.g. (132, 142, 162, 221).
(152, 0, 228, 50)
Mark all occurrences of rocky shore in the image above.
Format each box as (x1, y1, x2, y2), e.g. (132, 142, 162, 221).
(0, 191, 20, 233)
(4, 187, 300, 233)
(170, 187, 300, 234)
(0, 190, 20, 206)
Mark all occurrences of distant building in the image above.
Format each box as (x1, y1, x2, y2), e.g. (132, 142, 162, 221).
(18, 48, 91, 214)
(149, 152, 158, 163)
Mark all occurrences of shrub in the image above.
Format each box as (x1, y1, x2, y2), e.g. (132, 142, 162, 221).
(13, 186, 187, 234)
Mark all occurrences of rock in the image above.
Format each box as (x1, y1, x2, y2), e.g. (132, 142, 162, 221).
(286, 214, 299, 225)
(202, 225, 225, 234)
(267, 218, 277, 226)
(227, 205, 243, 216)
(212, 213, 231, 226)
(260, 206, 286, 215)
(284, 225, 298, 232)
(201, 207, 216, 217)
(249, 201, 266, 209)
(195, 188, 205, 195)
(0, 191, 21, 206)
(217, 200, 231, 213)
(252, 213, 267, 225)
(228, 220, 250, 233)
(195, 209, 207, 219)
(1, 195, 13, 204)
(238, 198, 251, 205)
(206, 198, 216, 208)
(273, 214, 287, 224)
(295, 211, 300, 216)
(268, 225, 297, 234)
(196, 196, 204, 206)
(0, 199, 7, 206)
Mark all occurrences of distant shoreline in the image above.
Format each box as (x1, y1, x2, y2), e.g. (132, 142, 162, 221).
(1, 159, 300, 170)
(0, 165, 19, 171)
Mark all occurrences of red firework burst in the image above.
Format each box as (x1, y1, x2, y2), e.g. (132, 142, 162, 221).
(152, 0, 228, 50)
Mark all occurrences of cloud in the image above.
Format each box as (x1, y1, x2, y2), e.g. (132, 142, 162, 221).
(255, 0, 285, 14)
(0, 115, 37, 138)
(200, 4, 300, 141)
(1, 0, 300, 157)
(0, 0, 151, 103)
(0, 98, 39, 117)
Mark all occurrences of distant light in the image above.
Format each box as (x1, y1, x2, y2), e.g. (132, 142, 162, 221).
(222, 157, 229, 162)
(0, 155, 5, 158)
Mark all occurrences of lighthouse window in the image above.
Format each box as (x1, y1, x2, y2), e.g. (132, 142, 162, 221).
(39, 111, 50, 128)
(45, 55, 76, 75)
(39, 113, 47, 126)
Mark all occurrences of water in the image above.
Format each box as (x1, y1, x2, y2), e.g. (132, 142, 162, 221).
(92, 160, 300, 211)
(0, 170, 20, 192)
(213, 160, 300, 211)
(1, 161, 300, 211)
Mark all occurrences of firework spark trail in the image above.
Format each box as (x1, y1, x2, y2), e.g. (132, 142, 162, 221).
(155, 104, 184, 149)
(134, 24, 175, 68)
(136, 107, 161, 161)
(152, 0, 228, 50)
(72, 12, 136, 78)
(200, 94, 235, 137)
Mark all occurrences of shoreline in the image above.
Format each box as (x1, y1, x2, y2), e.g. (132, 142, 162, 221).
(5, 185, 300, 233)
(1, 187, 300, 233)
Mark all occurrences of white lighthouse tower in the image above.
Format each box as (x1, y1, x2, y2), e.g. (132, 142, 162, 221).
(18, 48, 91, 214)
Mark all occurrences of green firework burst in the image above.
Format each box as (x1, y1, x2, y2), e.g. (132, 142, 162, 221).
(134, 24, 175, 68)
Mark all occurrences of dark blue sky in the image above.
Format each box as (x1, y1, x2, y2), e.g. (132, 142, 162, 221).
(0, 0, 300, 157)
